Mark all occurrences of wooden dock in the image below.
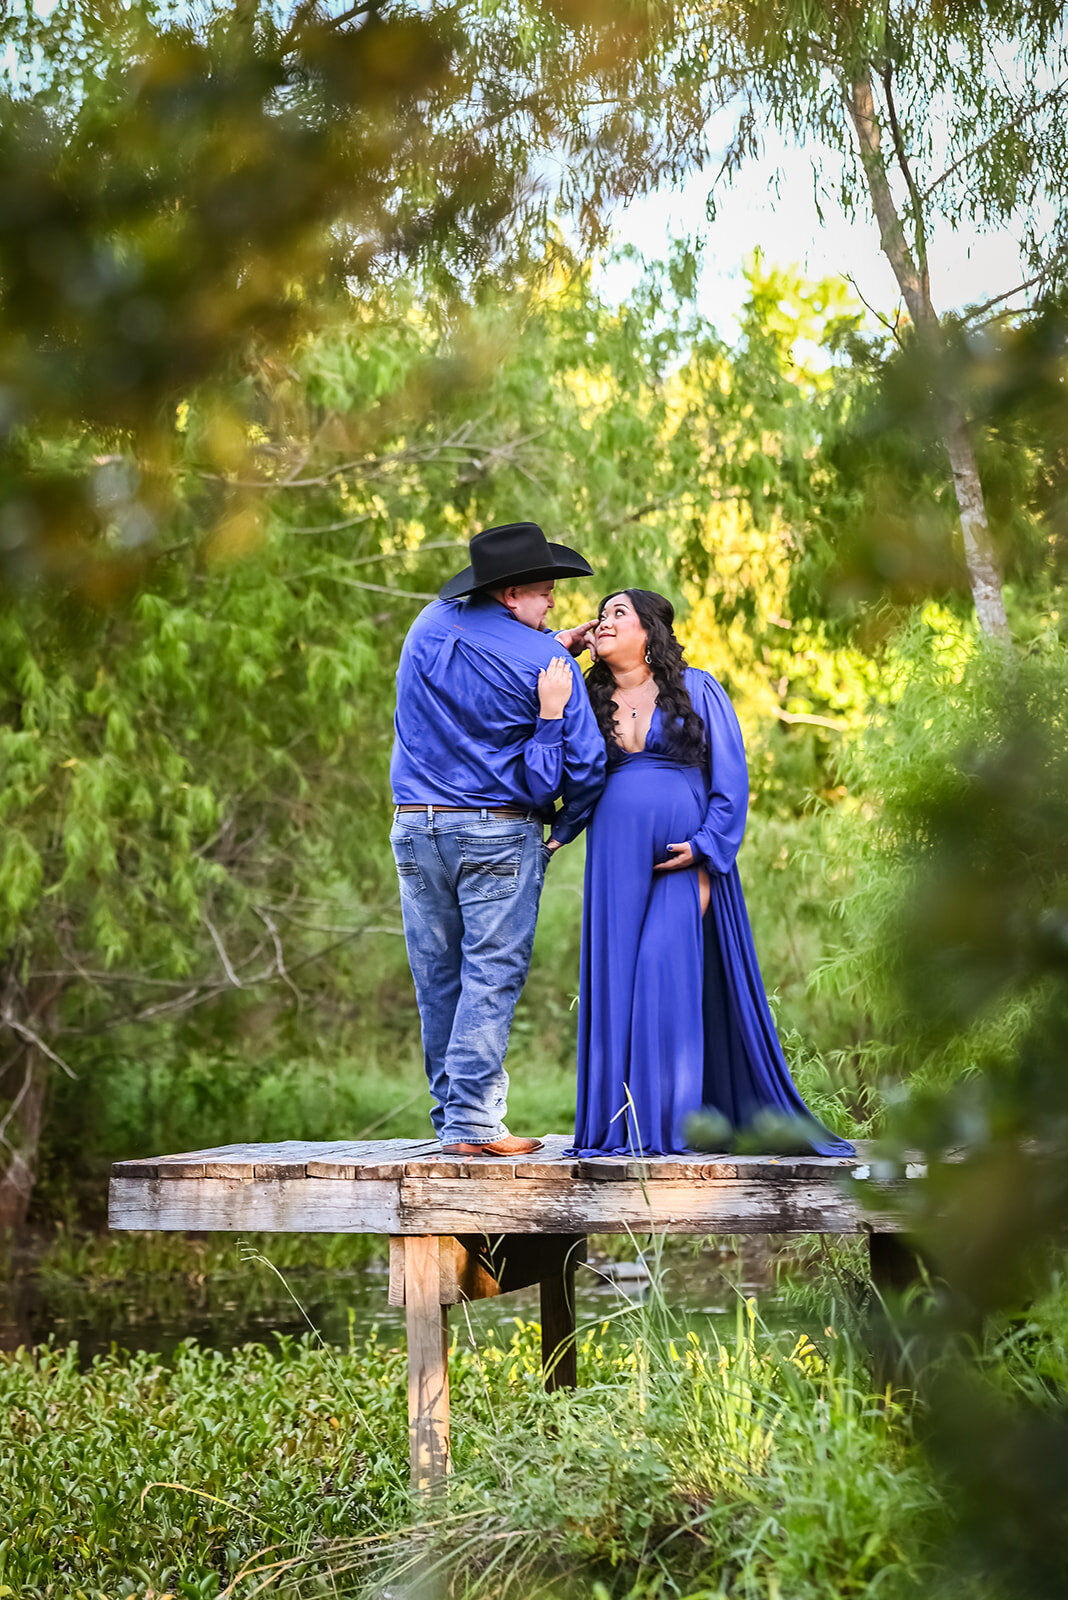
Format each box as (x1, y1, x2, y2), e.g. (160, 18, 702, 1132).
(109, 1134, 914, 1490)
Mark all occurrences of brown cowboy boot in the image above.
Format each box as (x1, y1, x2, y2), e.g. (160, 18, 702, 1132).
(438, 1134, 544, 1156)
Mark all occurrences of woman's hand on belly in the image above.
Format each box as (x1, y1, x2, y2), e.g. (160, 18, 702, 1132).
(654, 841, 710, 913)
(653, 841, 696, 872)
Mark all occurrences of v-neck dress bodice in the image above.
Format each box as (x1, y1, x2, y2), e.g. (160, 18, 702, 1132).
(569, 668, 853, 1158)
(605, 702, 669, 762)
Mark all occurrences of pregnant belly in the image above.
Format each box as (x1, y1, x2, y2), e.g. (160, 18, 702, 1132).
(591, 758, 706, 863)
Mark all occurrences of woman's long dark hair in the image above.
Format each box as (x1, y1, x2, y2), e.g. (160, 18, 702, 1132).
(585, 589, 705, 763)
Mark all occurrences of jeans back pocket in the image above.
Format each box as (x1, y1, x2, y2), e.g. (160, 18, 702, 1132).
(459, 832, 524, 900)
(390, 832, 427, 899)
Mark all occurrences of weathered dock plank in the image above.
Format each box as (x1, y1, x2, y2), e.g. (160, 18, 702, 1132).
(109, 1176, 404, 1232)
(110, 1164, 905, 1234)
(112, 1139, 881, 1185)
(395, 1175, 897, 1233)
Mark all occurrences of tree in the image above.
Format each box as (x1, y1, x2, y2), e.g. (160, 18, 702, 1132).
(0, 0, 648, 1223)
(464, 1, 1068, 636)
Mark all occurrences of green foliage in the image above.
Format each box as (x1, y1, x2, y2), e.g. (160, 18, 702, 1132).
(795, 608, 1068, 1592)
(1, 531, 388, 968)
(0, 1331, 410, 1597)
(35, 1226, 382, 1287)
(0, 0, 474, 588)
(797, 311, 1068, 623)
(0, 1307, 941, 1600)
(813, 609, 1068, 1112)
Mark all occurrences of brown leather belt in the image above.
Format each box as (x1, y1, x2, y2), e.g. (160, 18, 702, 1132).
(395, 804, 537, 819)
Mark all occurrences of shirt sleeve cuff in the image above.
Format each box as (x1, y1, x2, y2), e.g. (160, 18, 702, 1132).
(687, 834, 707, 864)
(533, 716, 564, 741)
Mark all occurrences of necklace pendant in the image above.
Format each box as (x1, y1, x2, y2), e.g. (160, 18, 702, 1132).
(631, 708, 637, 718)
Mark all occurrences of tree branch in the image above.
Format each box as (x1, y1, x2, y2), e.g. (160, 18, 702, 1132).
(0, 1052, 38, 1190)
(772, 707, 848, 732)
(846, 274, 905, 348)
(294, 572, 437, 600)
(31, 971, 201, 989)
(1, 1011, 77, 1079)
(281, 1, 374, 53)
(879, 59, 929, 303)
(842, 64, 934, 335)
(283, 514, 376, 536)
(217, 420, 553, 492)
(961, 250, 1068, 324)
(253, 905, 302, 1007)
(204, 916, 244, 988)
(922, 79, 1068, 201)
(57, 921, 403, 1035)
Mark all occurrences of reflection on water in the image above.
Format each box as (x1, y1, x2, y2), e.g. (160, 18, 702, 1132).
(1, 1241, 777, 1363)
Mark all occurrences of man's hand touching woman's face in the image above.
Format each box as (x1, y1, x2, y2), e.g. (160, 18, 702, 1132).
(554, 618, 599, 658)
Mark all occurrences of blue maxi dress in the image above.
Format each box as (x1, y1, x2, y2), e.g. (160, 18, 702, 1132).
(571, 667, 854, 1158)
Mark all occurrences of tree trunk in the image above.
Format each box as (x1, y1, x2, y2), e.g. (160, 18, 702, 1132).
(940, 401, 1011, 637)
(0, 1040, 50, 1234)
(844, 66, 1009, 638)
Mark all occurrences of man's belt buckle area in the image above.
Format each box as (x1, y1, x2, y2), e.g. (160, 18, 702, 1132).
(394, 804, 540, 821)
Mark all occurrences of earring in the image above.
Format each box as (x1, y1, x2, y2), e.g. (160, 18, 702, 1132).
(644, 646, 651, 665)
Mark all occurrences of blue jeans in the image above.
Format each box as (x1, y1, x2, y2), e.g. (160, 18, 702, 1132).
(390, 809, 549, 1145)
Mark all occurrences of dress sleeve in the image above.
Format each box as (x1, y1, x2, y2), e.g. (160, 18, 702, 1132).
(686, 671, 748, 873)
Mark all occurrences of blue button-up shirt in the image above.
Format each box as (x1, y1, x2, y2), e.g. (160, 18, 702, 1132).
(390, 596, 606, 845)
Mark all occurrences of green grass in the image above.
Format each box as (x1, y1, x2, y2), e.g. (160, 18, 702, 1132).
(8, 1242, 1068, 1598)
(0, 1301, 938, 1600)
(405, 1296, 938, 1600)
(0, 1329, 409, 1599)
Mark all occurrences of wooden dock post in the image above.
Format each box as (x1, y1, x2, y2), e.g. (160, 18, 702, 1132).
(389, 1230, 588, 1487)
(868, 1229, 927, 1392)
(404, 1235, 450, 1493)
(540, 1237, 580, 1391)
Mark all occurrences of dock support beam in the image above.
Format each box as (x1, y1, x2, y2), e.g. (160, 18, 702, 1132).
(540, 1240, 579, 1391)
(868, 1230, 927, 1392)
(405, 1236, 450, 1494)
(397, 1232, 587, 1490)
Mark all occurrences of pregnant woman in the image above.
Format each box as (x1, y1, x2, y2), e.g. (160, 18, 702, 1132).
(570, 588, 853, 1159)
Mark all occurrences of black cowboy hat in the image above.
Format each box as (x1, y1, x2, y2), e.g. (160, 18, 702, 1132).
(439, 521, 592, 600)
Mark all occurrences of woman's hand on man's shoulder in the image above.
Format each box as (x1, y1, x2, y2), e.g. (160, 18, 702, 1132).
(537, 655, 574, 719)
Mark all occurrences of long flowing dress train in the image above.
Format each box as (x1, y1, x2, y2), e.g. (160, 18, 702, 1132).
(570, 667, 853, 1159)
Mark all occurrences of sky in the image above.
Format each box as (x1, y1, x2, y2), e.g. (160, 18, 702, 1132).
(594, 122, 1031, 340)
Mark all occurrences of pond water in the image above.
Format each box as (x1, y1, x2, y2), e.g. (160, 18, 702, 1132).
(1, 1238, 784, 1362)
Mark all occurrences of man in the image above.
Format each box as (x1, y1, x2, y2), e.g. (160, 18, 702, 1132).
(389, 520, 605, 1155)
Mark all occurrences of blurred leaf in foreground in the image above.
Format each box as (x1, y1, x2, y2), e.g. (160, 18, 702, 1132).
(867, 637, 1068, 1595)
(0, 1, 486, 593)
